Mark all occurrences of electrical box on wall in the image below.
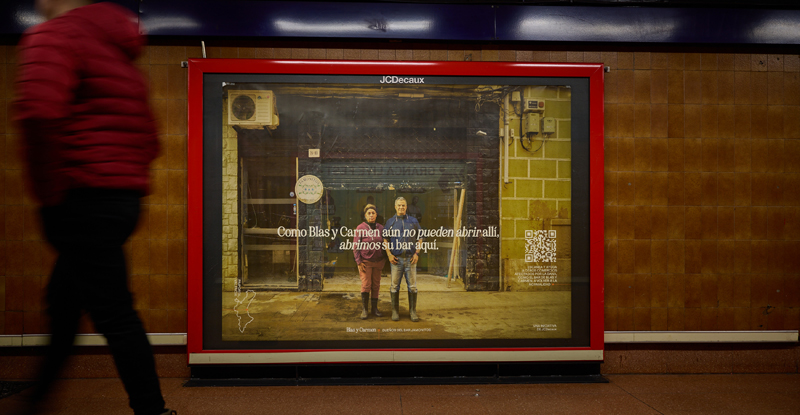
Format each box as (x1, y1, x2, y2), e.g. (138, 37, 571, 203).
(522, 87, 545, 112)
(525, 113, 540, 134)
(228, 90, 275, 125)
(543, 117, 556, 133)
(523, 97, 545, 112)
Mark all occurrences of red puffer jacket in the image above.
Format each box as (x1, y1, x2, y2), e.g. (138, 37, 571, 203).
(14, 2, 159, 205)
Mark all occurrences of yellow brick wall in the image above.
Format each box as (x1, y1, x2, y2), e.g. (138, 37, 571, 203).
(502, 86, 572, 292)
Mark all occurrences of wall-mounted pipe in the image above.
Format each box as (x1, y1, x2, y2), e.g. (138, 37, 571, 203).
(503, 93, 511, 185)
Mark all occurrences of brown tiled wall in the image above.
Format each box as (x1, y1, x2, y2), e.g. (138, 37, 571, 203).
(1, 44, 798, 336)
(0, 44, 191, 335)
(603, 52, 800, 332)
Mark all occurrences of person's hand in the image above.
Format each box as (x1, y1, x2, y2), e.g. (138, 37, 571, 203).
(410, 253, 419, 265)
(358, 263, 366, 273)
(388, 253, 398, 264)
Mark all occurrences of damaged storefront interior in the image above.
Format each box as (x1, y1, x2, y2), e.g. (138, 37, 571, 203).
(229, 82, 501, 292)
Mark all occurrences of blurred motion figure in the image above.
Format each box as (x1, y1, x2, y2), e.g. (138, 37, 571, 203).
(14, 1, 173, 414)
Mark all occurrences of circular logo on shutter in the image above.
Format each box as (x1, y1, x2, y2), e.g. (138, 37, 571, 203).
(295, 175, 324, 204)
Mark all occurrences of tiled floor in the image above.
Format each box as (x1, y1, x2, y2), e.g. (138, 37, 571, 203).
(0, 374, 797, 415)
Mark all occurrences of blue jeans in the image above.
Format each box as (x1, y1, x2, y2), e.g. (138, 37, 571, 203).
(390, 256, 417, 293)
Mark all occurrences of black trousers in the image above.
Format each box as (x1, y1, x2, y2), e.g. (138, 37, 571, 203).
(36, 189, 165, 415)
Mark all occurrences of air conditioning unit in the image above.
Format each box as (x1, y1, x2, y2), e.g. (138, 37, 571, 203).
(227, 90, 274, 125)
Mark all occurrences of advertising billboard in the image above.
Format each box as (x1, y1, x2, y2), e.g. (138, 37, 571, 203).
(187, 60, 604, 364)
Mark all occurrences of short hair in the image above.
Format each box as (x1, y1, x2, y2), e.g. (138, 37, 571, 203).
(363, 204, 377, 214)
(395, 197, 407, 206)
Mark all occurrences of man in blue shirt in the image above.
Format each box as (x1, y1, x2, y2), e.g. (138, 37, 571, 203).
(383, 197, 423, 321)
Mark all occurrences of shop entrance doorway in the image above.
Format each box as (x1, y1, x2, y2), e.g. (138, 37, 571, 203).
(239, 149, 298, 289)
(319, 160, 468, 293)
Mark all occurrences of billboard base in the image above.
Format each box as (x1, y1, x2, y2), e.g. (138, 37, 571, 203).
(185, 362, 605, 386)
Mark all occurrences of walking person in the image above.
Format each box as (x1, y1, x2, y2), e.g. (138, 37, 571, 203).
(14, 1, 174, 414)
(353, 204, 386, 319)
(383, 197, 423, 322)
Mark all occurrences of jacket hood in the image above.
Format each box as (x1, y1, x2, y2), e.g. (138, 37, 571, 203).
(66, 2, 143, 60)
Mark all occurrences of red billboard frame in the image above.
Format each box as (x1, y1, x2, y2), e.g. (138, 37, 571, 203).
(187, 59, 604, 364)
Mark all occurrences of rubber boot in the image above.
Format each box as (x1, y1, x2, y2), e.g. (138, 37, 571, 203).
(409, 291, 419, 322)
(360, 292, 369, 320)
(371, 298, 383, 317)
(390, 291, 400, 321)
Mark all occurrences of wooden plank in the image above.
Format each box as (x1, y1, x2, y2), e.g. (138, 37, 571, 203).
(446, 188, 466, 287)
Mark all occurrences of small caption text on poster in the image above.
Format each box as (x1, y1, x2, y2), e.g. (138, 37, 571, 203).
(516, 265, 559, 286)
(346, 327, 432, 333)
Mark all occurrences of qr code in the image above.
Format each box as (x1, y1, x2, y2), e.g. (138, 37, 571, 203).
(525, 230, 557, 262)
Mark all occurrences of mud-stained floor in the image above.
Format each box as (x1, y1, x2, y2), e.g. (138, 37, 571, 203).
(222, 274, 571, 342)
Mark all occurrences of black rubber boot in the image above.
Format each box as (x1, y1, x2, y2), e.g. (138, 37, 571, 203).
(371, 298, 383, 317)
(391, 291, 400, 321)
(409, 291, 419, 322)
(360, 292, 369, 320)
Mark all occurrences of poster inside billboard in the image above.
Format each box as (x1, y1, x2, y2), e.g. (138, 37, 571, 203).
(190, 61, 603, 359)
